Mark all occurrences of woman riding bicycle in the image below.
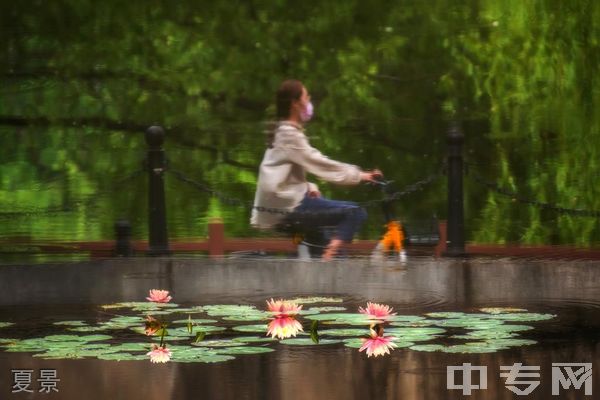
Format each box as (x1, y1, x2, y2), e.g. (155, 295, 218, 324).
(251, 79, 381, 260)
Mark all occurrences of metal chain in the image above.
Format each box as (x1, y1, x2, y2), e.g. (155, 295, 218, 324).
(468, 169, 600, 218)
(167, 164, 445, 214)
(167, 168, 254, 208)
(0, 162, 146, 219)
(167, 168, 297, 215)
(358, 167, 445, 208)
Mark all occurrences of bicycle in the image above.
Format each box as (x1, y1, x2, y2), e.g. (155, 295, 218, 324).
(288, 175, 407, 261)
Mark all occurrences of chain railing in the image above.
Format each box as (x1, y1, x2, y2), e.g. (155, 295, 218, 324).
(166, 164, 445, 216)
(0, 162, 146, 219)
(359, 165, 446, 208)
(467, 165, 600, 218)
(12, 122, 598, 259)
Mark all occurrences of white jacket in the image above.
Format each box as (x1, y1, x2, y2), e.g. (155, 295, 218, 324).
(250, 121, 362, 229)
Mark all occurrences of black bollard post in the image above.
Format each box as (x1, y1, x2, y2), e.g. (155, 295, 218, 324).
(444, 123, 466, 257)
(145, 126, 170, 256)
(114, 219, 133, 257)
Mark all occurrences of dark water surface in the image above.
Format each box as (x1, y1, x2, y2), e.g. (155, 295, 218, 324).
(0, 257, 598, 399)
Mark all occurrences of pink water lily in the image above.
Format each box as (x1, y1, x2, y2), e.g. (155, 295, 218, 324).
(146, 289, 172, 303)
(358, 302, 396, 320)
(266, 316, 303, 339)
(359, 326, 398, 357)
(266, 298, 302, 316)
(147, 344, 172, 363)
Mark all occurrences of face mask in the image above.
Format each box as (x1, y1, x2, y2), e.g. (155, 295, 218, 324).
(300, 101, 314, 122)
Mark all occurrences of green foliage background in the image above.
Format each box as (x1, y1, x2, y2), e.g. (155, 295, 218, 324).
(0, 0, 598, 245)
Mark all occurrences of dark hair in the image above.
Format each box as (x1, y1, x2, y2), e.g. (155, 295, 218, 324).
(266, 79, 304, 148)
(276, 79, 304, 119)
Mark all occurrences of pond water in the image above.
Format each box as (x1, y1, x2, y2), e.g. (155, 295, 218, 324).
(0, 257, 598, 399)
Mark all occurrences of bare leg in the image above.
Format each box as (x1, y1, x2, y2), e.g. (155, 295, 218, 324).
(322, 238, 344, 261)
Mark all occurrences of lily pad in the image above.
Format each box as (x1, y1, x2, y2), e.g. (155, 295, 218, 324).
(136, 302, 179, 309)
(171, 318, 219, 324)
(169, 347, 235, 363)
(133, 325, 224, 337)
(33, 346, 121, 360)
(53, 320, 88, 327)
(319, 328, 370, 337)
(101, 302, 178, 311)
(231, 336, 277, 344)
(202, 304, 260, 316)
(409, 344, 445, 352)
(107, 316, 146, 326)
(305, 313, 372, 325)
(147, 327, 198, 337)
(142, 310, 182, 316)
(410, 342, 504, 353)
(343, 338, 368, 349)
(388, 319, 441, 327)
(222, 313, 271, 322)
(486, 313, 555, 322)
(214, 346, 275, 355)
(308, 306, 347, 312)
(68, 326, 111, 333)
(481, 324, 534, 332)
(190, 339, 250, 348)
(279, 338, 341, 345)
(97, 352, 148, 361)
(38, 341, 103, 350)
(387, 315, 426, 323)
(169, 306, 205, 314)
(289, 297, 344, 304)
(98, 321, 137, 330)
(43, 334, 112, 342)
(385, 327, 446, 339)
(110, 343, 150, 352)
(172, 353, 236, 363)
(3, 338, 48, 353)
(451, 330, 518, 340)
(297, 309, 321, 315)
(169, 326, 224, 337)
(151, 336, 192, 341)
(479, 307, 528, 314)
(440, 342, 506, 353)
(232, 324, 269, 333)
(485, 338, 537, 347)
(432, 318, 506, 329)
(424, 312, 470, 319)
(183, 326, 225, 334)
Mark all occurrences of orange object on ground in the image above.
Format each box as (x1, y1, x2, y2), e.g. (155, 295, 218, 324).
(380, 221, 404, 254)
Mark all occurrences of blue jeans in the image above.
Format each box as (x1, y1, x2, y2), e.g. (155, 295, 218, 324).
(281, 195, 367, 242)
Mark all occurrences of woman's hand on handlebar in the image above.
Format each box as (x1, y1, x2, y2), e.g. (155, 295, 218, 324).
(360, 169, 383, 183)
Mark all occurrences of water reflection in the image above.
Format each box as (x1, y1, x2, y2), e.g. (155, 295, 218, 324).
(265, 299, 303, 340)
(147, 344, 172, 363)
(356, 302, 398, 357)
(0, 294, 558, 367)
(266, 317, 303, 340)
(144, 289, 172, 363)
(358, 323, 398, 358)
(144, 315, 161, 336)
